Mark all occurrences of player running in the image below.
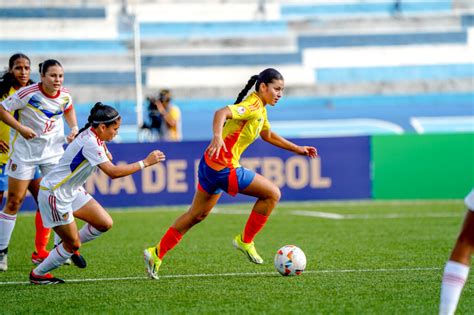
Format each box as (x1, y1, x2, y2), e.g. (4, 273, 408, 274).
(0, 59, 81, 271)
(144, 68, 318, 279)
(29, 102, 165, 284)
(0, 53, 49, 270)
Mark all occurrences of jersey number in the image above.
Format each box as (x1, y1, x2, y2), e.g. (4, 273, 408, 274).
(43, 120, 55, 134)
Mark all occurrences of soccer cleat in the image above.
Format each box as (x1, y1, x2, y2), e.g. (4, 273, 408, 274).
(0, 249, 7, 271)
(29, 271, 65, 285)
(232, 234, 264, 264)
(143, 247, 161, 280)
(71, 251, 87, 269)
(31, 251, 49, 265)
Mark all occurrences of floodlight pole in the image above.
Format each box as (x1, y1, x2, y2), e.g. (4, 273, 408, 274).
(133, 14, 144, 141)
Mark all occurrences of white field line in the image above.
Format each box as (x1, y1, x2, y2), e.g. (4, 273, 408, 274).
(290, 210, 463, 220)
(0, 266, 440, 286)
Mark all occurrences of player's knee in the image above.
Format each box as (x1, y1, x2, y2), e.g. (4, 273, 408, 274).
(95, 218, 113, 232)
(268, 188, 281, 205)
(5, 196, 24, 213)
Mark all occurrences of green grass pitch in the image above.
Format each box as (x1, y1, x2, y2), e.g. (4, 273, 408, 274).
(1, 200, 473, 314)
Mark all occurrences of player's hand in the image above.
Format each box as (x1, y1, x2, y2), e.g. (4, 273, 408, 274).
(144, 150, 166, 167)
(0, 140, 8, 153)
(206, 135, 227, 159)
(66, 127, 79, 143)
(298, 146, 318, 158)
(19, 125, 37, 140)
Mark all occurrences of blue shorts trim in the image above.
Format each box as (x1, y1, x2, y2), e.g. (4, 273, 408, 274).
(0, 164, 7, 191)
(198, 157, 255, 196)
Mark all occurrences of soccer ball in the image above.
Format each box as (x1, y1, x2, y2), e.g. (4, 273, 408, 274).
(274, 245, 307, 276)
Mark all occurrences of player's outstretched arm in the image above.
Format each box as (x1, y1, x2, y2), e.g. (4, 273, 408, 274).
(98, 150, 166, 179)
(260, 129, 318, 158)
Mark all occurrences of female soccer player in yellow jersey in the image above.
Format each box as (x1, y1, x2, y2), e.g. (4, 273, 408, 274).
(0, 53, 50, 271)
(144, 68, 318, 279)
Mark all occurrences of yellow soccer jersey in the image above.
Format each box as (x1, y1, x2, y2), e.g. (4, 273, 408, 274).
(205, 92, 271, 170)
(0, 87, 15, 164)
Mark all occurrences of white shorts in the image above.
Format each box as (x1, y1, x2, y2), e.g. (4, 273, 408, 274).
(5, 159, 56, 180)
(38, 186, 93, 228)
(465, 189, 474, 210)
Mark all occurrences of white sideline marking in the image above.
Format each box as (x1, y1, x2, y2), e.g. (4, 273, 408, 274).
(0, 267, 440, 286)
(291, 211, 346, 219)
(290, 210, 462, 220)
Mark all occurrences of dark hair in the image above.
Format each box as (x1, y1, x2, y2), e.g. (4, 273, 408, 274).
(77, 102, 121, 137)
(234, 68, 283, 104)
(38, 59, 62, 76)
(159, 89, 171, 103)
(0, 53, 34, 99)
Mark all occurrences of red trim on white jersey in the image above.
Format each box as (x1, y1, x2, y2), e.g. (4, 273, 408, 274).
(17, 83, 40, 99)
(64, 104, 74, 112)
(89, 127, 104, 146)
(39, 83, 61, 99)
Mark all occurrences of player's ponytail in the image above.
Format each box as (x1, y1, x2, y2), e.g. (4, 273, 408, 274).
(234, 68, 283, 104)
(76, 102, 120, 138)
(234, 75, 258, 104)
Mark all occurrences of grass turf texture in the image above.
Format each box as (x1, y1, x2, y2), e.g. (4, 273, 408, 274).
(1, 200, 473, 314)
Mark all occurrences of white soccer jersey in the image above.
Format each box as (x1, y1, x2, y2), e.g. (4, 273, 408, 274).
(41, 127, 109, 204)
(0, 83, 73, 164)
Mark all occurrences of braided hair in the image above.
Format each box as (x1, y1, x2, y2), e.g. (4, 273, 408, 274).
(77, 102, 121, 137)
(234, 68, 283, 104)
(0, 53, 34, 99)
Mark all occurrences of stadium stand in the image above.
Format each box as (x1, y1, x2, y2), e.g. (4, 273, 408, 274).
(0, 0, 472, 142)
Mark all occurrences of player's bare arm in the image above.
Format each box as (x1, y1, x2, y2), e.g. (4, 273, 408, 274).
(98, 150, 165, 179)
(260, 129, 317, 158)
(206, 106, 232, 159)
(64, 106, 79, 143)
(0, 105, 37, 139)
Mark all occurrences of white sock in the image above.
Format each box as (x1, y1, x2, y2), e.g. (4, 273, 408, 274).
(439, 260, 470, 315)
(53, 232, 61, 247)
(79, 224, 103, 244)
(0, 211, 16, 251)
(33, 243, 72, 276)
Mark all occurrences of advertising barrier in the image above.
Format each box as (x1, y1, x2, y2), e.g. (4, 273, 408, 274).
(372, 133, 474, 199)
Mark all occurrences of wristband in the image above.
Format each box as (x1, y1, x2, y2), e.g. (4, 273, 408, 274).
(138, 160, 145, 170)
(71, 126, 79, 133)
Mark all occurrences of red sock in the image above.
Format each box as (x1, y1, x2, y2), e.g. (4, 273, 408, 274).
(158, 227, 183, 259)
(242, 211, 268, 243)
(34, 209, 51, 255)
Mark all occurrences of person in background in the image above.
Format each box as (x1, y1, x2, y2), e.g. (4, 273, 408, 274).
(155, 89, 182, 141)
(0, 59, 83, 272)
(30, 102, 165, 284)
(0, 53, 49, 269)
(439, 188, 474, 315)
(144, 68, 317, 279)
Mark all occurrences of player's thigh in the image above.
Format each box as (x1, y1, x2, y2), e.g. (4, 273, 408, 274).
(73, 198, 112, 231)
(240, 173, 280, 201)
